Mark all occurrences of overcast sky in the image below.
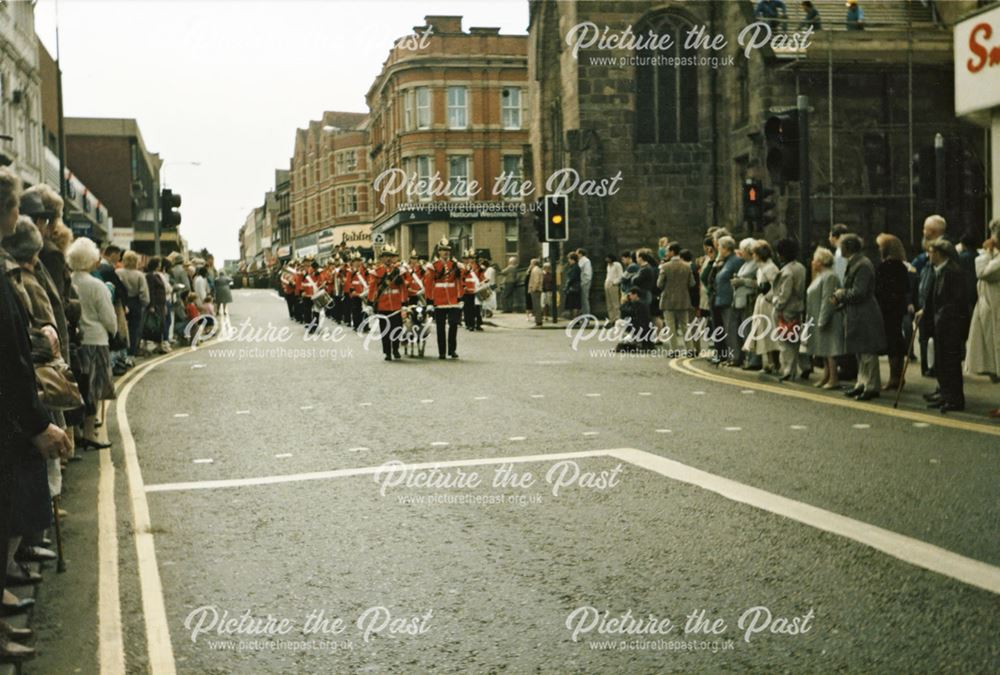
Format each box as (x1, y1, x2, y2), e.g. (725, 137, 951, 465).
(33, 0, 529, 261)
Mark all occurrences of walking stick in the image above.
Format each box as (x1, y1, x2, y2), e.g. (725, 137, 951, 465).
(52, 496, 66, 573)
(894, 319, 919, 409)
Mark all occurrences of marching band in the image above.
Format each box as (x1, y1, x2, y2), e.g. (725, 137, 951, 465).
(278, 238, 493, 361)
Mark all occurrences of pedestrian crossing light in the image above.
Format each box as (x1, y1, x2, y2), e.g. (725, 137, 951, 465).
(161, 189, 182, 229)
(544, 194, 568, 241)
(742, 179, 763, 229)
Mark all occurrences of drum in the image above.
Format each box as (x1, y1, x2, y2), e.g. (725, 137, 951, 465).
(312, 289, 332, 309)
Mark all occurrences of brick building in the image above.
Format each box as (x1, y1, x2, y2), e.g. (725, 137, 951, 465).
(528, 0, 987, 306)
(289, 111, 371, 259)
(65, 117, 178, 254)
(367, 15, 530, 262)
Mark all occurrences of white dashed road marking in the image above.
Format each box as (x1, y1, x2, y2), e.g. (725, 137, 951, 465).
(790, 425, 807, 430)
(192, 458, 213, 464)
(347, 447, 370, 453)
(421, 399, 434, 404)
(173, 413, 189, 418)
(724, 426, 742, 432)
(655, 429, 672, 434)
(508, 436, 526, 441)
(359, 402, 372, 407)
(300, 405, 314, 411)
(741, 390, 754, 395)
(236, 410, 250, 415)
(638, 392, 652, 396)
(582, 431, 599, 437)
(474, 396, 489, 400)
(692, 391, 706, 396)
(913, 422, 930, 428)
(530, 394, 544, 399)
(853, 424, 871, 429)
(274, 453, 292, 458)
(430, 441, 449, 447)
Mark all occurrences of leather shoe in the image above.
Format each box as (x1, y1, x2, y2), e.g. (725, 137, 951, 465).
(0, 620, 32, 643)
(926, 399, 945, 409)
(938, 402, 965, 413)
(0, 637, 35, 662)
(844, 387, 864, 397)
(855, 390, 880, 401)
(15, 546, 56, 563)
(80, 438, 111, 450)
(449, 353, 459, 359)
(922, 390, 942, 402)
(1, 598, 35, 616)
(5, 564, 41, 585)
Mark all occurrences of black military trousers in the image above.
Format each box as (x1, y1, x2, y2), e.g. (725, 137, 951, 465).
(435, 307, 461, 357)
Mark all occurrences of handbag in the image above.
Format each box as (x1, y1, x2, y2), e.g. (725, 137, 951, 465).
(35, 359, 84, 411)
(142, 308, 163, 341)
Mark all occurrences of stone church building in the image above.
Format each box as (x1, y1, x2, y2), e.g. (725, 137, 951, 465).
(525, 0, 986, 280)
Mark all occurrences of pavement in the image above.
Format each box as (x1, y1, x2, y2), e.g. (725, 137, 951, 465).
(27, 289, 1000, 673)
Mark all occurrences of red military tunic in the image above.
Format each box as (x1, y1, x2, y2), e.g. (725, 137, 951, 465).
(426, 259, 464, 307)
(367, 264, 408, 312)
(463, 263, 480, 295)
(346, 265, 368, 297)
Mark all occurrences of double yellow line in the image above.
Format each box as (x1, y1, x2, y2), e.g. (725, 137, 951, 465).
(669, 358, 1000, 437)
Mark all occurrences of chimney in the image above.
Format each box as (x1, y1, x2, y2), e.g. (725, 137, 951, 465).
(424, 15, 462, 33)
(469, 27, 501, 35)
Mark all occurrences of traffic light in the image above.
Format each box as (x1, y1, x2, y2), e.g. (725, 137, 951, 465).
(533, 199, 546, 242)
(760, 186, 777, 230)
(543, 194, 568, 241)
(161, 189, 182, 229)
(764, 112, 799, 183)
(742, 179, 762, 229)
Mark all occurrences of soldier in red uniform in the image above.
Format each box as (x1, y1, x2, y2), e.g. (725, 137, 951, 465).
(345, 253, 368, 331)
(426, 238, 465, 359)
(280, 265, 297, 319)
(304, 260, 323, 333)
(292, 263, 307, 323)
(404, 250, 425, 302)
(368, 245, 408, 361)
(461, 248, 483, 331)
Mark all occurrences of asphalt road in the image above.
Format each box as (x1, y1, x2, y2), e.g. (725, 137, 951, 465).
(32, 288, 1000, 673)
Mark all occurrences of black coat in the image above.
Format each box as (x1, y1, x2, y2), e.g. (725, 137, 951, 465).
(0, 268, 50, 463)
(932, 260, 970, 346)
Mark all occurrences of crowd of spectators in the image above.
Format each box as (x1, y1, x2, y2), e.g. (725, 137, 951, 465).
(0, 165, 228, 665)
(594, 214, 1000, 416)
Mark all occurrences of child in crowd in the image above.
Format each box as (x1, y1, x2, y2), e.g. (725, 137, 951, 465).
(201, 294, 216, 317)
(184, 291, 201, 323)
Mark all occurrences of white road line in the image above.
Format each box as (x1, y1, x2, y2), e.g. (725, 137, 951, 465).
(585, 393, 601, 397)
(190, 364, 206, 370)
(430, 441, 449, 447)
(638, 392, 652, 396)
(172, 413, 189, 418)
(692, 391, 706, 396)
(582, 431, 599, 436)
(655, 429, 672, 434)
(508, 436, 526, 441)
(300, 405, 314, 410)
(474, 396, 489, 400)
(193, 458, 214, 464)
(138, 443, 1000, 597)
(347, 447, 370, 452)
(789, 425, 807, 430)
(145, 450, 612, 493)
(913, 422, 930, 428)
(98, 442, 125, 673)
(530, 394, 544, 399)
(607, 448, 1000, 596)
(853, 424, 871, 429)
(741, 390, 755, 395)
(359, 402, 372, 407)
(724, 426, 742, 431)
(421, 399, 434, 404)
(236, 410, 250, 415)
(274, 453, 293, 459)
(117, 353, 187, 675)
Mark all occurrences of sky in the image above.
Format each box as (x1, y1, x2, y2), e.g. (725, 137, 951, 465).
(33, 0, 530, 262)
